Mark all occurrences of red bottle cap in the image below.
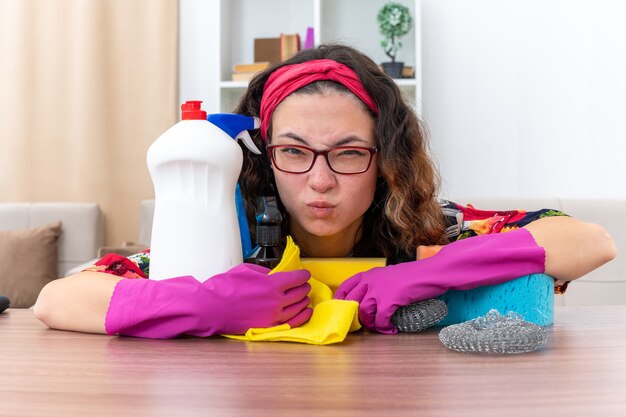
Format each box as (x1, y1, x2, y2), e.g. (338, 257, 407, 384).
(181, 100, 207, 120)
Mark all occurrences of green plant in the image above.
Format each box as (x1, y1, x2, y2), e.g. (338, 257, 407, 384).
(377, 2, 413, 63)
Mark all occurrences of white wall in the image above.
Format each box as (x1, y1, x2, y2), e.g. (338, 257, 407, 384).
(180, 0, 626, 199)
(179, 0, 217, 114)
(421, 0, 626, 199)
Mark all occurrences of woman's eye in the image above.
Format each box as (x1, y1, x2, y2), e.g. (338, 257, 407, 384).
(337, 149, 366, 157)
(280, 147, 306, 156)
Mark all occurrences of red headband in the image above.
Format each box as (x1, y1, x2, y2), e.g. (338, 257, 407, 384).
(259, 59, 378, 141)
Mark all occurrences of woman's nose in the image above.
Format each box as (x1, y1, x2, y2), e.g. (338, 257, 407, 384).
(307, 155, 337, 192)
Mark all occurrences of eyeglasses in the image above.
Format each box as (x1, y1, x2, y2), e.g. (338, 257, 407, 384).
(267, 144, 378, 174)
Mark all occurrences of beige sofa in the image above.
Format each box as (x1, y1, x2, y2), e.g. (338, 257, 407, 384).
(0, 202, 103, 307)
(0, 203, 103, 276)
(139, 198, 624, 307)
(82, 198, 623, 307)
(450, 197, 625, 307)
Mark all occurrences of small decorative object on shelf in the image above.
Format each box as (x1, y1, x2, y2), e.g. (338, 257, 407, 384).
(304, 27, 315, 49)
(279, 33, 301, 61)
(377, 2, 413, 79)
(254, 38, 281, 65)
(231, 62, 270, 82)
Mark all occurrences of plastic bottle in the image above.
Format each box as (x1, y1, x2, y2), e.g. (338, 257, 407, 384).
(147, 100, 254, 281)
(245, 196, 283, 269)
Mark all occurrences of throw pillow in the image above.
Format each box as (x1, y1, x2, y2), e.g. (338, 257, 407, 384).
(0, 222, 62, 308)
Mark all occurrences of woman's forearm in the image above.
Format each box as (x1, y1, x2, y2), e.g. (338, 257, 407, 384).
(34, 272, 123, 334)
(523, 216, 616, 281)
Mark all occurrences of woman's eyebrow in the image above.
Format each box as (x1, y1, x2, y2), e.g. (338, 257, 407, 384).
(333, 136, 369, 146)
(275, 132, 309, 145)
(275, 132, 369, 147)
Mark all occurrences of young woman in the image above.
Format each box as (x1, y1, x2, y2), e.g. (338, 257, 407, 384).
(34, 44, 616, 337)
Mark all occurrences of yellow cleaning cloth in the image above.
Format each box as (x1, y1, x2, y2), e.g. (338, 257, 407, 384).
(301, 257, 387, 294)
(224, 237, 385, 345)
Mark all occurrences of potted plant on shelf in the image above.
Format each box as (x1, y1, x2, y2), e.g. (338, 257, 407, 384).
(377, 2, 413, 78)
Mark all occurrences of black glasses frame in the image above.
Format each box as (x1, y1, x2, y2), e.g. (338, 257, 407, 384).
(266, 144, 379, 174)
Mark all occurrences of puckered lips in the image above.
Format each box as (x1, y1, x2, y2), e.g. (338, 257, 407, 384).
(306, 200, 336, 218)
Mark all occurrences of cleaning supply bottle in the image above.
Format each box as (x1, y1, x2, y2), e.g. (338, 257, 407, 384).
(245, 196, 283, 269)
(147, 100, 261, 281)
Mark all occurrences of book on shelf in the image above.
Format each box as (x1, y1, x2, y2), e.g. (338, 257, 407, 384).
(376, 65, 415, 79)
(234, 62, 270, 73)
(253, 34, 302, 65)
(254, 38, 281, 65)
(280, 33, 301, 61)
(231, 62, 270, 82)
(236, 34, 301, 82)
(402, 66, 414, 78)
(231, 71, 260, 82)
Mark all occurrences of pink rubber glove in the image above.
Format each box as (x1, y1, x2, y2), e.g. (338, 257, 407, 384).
(105, 263, 313, 338)
(335, 228, 546, 334)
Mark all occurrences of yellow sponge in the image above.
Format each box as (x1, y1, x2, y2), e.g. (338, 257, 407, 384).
(300, 258, 386, 293)
(225, 236, 364, 344)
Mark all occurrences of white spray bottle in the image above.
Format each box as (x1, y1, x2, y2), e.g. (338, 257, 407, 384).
(147, 100, 261, 281)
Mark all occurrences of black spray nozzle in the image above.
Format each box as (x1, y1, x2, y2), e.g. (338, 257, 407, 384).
(255, 196, 282, 246)
(256, 196, 282, 225)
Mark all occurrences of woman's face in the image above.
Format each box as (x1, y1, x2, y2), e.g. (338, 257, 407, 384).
(270, 92, 378, 246)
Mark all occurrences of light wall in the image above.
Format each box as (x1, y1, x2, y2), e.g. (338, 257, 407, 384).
(422, 0, 626, 198)
(180, 0, 626, 199)
(179, 0, 217, 114)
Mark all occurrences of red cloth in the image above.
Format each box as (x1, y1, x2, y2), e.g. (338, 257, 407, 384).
(259, 59, 378, 140)
(84, 253, 147, 279)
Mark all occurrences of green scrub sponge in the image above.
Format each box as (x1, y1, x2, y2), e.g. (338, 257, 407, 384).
(436, 273, 554, 327)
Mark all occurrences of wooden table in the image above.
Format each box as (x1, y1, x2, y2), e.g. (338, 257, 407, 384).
(1, 306, 625, 417)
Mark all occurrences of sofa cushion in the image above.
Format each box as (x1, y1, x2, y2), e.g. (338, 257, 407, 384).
(0, 203, 103, 277)
(0, 222, 61, 308)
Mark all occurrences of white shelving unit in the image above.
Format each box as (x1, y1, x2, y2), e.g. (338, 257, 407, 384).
(180, 0, 421, 115)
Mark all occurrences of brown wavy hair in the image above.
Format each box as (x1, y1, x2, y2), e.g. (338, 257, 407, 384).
(234, 43, 446, 260)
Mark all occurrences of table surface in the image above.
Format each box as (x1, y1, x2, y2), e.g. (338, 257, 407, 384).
(1, 306, 625, 417)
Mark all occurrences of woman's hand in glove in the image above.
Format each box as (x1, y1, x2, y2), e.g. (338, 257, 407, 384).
(335, 229, 545, 334)
(105, 263, 313, 338)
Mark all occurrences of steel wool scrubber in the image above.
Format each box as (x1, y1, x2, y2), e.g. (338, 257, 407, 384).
(438, 309, 548, 354)
(391, 299, 448, 332)
(436, 274, 554, 327)
(392, 274, 555, 333)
